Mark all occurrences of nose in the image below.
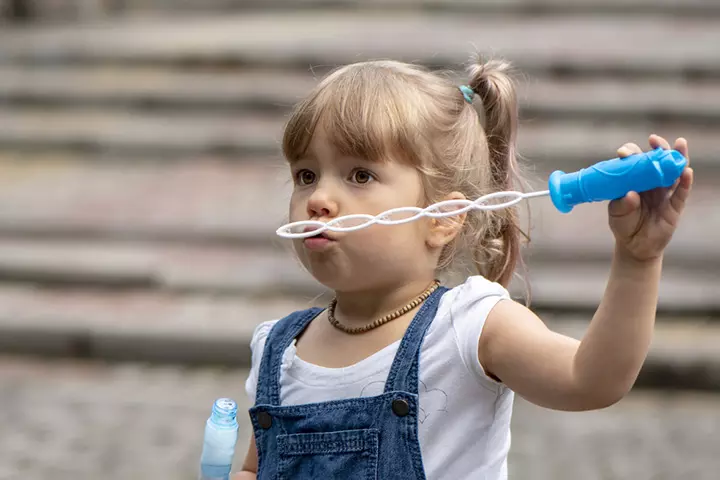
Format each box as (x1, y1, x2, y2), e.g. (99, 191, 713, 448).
(306, 183, 339, 220)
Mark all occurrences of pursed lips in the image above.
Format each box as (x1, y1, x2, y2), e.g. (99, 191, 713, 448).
(302, 226, 337, 241)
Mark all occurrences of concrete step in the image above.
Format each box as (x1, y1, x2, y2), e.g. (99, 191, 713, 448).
(15, 0, 720, 19)
(1, 67, 718, 124)
(0, 108, 277, 157)
(0, 13, 718, 78)
(0, 239, 318, 296)
(0, 237, 715, 313)
(119, 0, 720, 16)
(0, 156, 288, 244)
(0, 109, 717, 172)
(0, 283, 303, 364)
(0, 283, 717, 392)
(0, 67, 316, 113)
(0, 156, 715, 264)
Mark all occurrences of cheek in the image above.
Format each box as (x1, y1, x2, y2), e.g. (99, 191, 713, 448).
(288, 192, 322, 227)
(288, 195, 303, 221)
(291, 240, 308, 266)
(351, 223, 427, 259)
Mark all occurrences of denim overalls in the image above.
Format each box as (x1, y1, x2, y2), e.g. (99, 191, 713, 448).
(249, 286, 449, 479)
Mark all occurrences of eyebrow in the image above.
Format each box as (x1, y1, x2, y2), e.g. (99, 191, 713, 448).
(287, 152, 317, 165)
(288, 151, 380, 168)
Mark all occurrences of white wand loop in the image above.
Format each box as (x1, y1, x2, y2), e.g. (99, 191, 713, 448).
(276, 190, 550, 239)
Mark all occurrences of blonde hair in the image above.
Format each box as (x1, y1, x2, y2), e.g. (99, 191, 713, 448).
(282, 57, 528, 288)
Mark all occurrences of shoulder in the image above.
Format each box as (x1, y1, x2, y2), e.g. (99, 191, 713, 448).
(442, 275, 510, 316)
(245, 307, 322, 403)
(249, 306, 323, 352)
(435, 275, 512, 389)
(249, 319, 279, 353)
(245, 320, 278, 404)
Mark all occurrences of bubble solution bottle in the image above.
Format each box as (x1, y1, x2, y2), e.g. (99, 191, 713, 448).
(199, 398, 239, 480)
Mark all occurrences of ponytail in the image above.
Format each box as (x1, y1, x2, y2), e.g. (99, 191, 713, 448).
(466, 59, 526, 289)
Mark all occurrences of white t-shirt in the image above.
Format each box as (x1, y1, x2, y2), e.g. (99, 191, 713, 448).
(245, 275, 514, 480)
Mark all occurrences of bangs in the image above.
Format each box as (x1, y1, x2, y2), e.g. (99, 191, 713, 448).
(282, 63, 425, 165)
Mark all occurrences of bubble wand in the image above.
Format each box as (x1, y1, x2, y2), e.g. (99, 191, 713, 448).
(277, 147, 687, 239)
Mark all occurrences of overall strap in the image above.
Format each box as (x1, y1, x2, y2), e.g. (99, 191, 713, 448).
(383, 286, 448, 394)
(254, 307, 324, 406)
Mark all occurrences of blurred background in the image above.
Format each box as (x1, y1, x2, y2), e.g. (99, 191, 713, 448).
(0, 1, 718, 479)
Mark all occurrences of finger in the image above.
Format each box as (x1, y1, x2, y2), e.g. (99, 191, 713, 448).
(608, 191, 641, 217)
(669, 167, 694, 213)
(665, 176, 681, 198)
(649, 134, 671, 150)
(617, 143, 643, 158)
(673, 137, 690, 165)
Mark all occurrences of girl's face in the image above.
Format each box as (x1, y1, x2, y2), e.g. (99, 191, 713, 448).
(288, 126, 439, 292)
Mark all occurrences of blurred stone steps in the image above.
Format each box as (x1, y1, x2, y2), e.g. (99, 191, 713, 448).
(15, 0, 720, 19)
(0, 7, 715, 334)
(0, 108, 277, 157)
(0, 13, 718, 79)
(0, 281, 718, 395)
(1, 67, 719, 125)
(0, 239, 316, 296)
(0, 239, 715, 313)
(0, 282, 305, 364)
(0, 157, 289, 245)
(0, 110, 716, 172)
(0, 67, 315, 113)
(0, 2, 715, 390)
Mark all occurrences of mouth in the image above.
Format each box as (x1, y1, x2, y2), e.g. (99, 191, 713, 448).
(302, 226, 337, 250)
(302, 226, 336, 240)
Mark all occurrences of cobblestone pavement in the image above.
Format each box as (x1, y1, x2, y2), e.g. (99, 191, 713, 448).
(1, 356, 719, 480)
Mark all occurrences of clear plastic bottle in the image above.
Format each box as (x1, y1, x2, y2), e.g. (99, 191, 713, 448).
(199, 398, 239, 480)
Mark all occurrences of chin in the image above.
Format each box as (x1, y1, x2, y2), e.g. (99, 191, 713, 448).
(299, 262, 361, 292)
(305, 267, 351, 291)
(309, 266, 406, 294)
(295, 243, 420, 292)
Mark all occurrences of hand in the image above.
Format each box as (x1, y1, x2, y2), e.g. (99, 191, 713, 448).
(608, 134, 694, 262)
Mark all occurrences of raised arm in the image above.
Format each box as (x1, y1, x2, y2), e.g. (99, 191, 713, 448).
(478, 135, 693, 411)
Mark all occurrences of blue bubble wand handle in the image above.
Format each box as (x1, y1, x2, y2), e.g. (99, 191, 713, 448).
(548, 147, 687, 213)
(276, 148, 688, 239)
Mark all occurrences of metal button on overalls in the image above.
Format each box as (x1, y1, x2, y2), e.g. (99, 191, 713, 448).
(392, 399, 410, 417)
(257, 411, 272, 429)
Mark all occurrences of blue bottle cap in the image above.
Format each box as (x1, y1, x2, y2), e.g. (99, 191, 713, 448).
(210, 398, 238, 428)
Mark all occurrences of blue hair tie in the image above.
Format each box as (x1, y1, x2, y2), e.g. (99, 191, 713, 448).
(459, 85, 475, 104)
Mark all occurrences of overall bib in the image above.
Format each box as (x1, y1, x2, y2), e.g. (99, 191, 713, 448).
(249, 286, 448, 480)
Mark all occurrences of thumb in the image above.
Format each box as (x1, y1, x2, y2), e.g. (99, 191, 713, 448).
(608, 191, 641, 218)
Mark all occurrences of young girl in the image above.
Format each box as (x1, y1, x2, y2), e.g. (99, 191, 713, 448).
(234, 57, 693, 479)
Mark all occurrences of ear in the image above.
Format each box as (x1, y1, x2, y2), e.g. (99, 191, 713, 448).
(425, 191, 467, 249)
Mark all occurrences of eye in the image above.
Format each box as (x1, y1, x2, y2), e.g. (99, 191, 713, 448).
(350, 169, 375, 184)
(295, 169, 316, 185)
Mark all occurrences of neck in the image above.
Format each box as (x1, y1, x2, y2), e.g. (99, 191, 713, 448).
(332, 276, 437, 326)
